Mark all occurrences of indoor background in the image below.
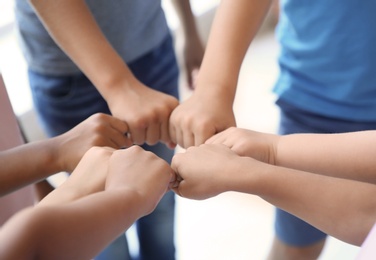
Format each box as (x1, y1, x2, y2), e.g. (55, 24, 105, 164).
(0, 1, 360, 259)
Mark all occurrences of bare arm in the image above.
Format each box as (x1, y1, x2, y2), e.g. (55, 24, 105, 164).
(28, 0, 130, 94)
(208, 128, 376, 184)
(0, 139, 61, 197)
(0, 146, 175, 259)
(276, 131, 376, 184)
(169, 0, 272, 148)
(28, 0, 179, 146)
(171, 144, 376, 246)
(250, 161, 376, 246)
(195, 0, 271, 99)
(0, 190, 144, 260)
(0, 113, 129, 196)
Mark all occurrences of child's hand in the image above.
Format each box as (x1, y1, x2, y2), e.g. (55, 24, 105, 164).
(105, 81, 179, 147)
(171, 144, 241, 200)
(169, 93, 236, 148)
(105, 146, 176, 216)
(53, 113, 131, 173)
(206, 127, 279, 165)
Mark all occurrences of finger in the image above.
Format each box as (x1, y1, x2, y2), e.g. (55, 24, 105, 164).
(129, 125, 146, 145)
(106, 117, 133, 147)
(163, 121, 176, 149)
(168, 170, 178, 190)
(162, 120, 173, 144)
(107, 127, 133, 148)
(183, 131, 195, 148)
(205, 131, 225, 144)
(175, 128, 184, 149)
(170, 153, 188, 193)
(174, 180, 186, 198)
(145, 123, 160, 145)
(169, 172, 183, 191)
(165, 141, 177, 150)
(170, 152, 181, 173)
(107, 115, 129, 134)
(195, 131, 210, 147)
(171, 186, 182, 197)
(176, 174, 183, 182)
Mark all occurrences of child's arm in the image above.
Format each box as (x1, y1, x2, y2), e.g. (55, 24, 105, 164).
(28, 0, 179, 146)
(169, 0, 272, 148)
(0, 146, 175, 260)
(0, 190, 146, 260)
(0, 113, 129, 196)
(171, 144, 376, 246)
(275, 131, 376, 184)
(207, 127, 376, 184)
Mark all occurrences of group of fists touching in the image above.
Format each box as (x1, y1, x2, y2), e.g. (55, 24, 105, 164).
(54, 109, 276, 209)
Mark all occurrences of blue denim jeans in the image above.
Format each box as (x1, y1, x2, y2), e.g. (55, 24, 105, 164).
(28, 35, 179, 260)
(275, 99, 376, 246)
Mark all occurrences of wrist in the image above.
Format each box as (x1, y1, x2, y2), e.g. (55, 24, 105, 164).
(271, 134, 281, 166)
(41, 138, 65, 174)
(106, 187, 156, 217)
(96, 66, 138, 101)
(193, 84, 235, 109)
(269, 134, 280, 166)
(235, 157, 274, 196)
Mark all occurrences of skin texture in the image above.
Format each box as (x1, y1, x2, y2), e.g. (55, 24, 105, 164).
(171, 128, 376, 246)
(208, 127, 376, 183)
(0, 146, 176, 260)
(169, 0, 271, 149)
(28, 0, 203, 147)
(0, 113, 130, 196)
(174, 1, 362, 258)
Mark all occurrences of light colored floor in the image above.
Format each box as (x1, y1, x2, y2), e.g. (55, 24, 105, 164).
(0, 2, 361, 260)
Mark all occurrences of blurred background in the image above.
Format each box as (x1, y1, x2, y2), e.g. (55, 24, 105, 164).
(0, 0, 360, 259)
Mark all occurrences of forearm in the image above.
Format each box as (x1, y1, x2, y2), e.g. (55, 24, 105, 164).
(0, 139, 60, 196)
(37, 190, 144, 259)
(195, 0, 271, 102)
(276, 131, 376, 183)
(29, 0, 135, 99)
(0, 189, 144, 260)
(235, 158, 376, 246)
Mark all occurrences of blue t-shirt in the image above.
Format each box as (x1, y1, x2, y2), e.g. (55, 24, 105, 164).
(274, 0, 376, 121)
(15, 0, 170, 76)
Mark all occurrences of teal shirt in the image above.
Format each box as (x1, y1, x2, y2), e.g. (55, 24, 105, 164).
(274, 0, 376, 121)
(15, 0, 170, 75)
